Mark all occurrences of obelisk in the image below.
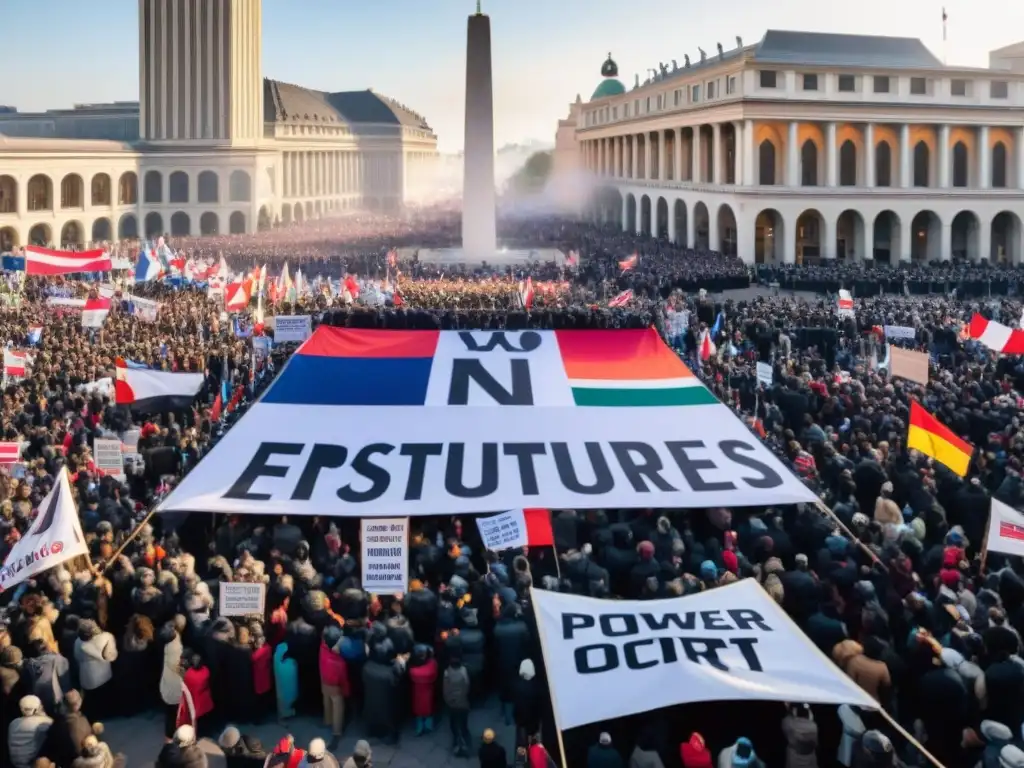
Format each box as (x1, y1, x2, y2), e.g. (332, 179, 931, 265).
(461, 1, 497, 258)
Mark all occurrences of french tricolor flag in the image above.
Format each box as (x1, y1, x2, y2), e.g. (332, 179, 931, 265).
(135, 248, 163, 282)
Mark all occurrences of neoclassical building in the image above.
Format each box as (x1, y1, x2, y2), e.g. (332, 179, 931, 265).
(0, 0, 438, 251)
(559, 31, 1024, 264)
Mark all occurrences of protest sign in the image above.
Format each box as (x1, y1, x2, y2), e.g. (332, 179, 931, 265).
(985, 499, 1024, 558)
(273, 315, 312, 343)
(756, 362, 773, 387)
(219, 582, 266, 616)
(532, 579, 877, 731)
(93, 438, 124, 479)
(360, 517, 408, 592)
(476, 510, 529, 550)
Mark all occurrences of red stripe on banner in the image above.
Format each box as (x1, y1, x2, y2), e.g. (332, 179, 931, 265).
(524, 508, 554, 547)
(297, 327, 439, 359)
(1000, 521, 1024, 542)
(25, 246, 112, 276)
(0, 443, 20, 463)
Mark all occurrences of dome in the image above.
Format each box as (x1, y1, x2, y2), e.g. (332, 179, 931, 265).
(591, 79, 625, 100)
(600, 53, 618, 78)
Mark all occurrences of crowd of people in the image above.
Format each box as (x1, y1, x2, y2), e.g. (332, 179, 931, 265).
(1, 212, 1024, 768)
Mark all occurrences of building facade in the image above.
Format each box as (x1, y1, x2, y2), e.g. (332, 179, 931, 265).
(564, 31, 1024, 264)
(0, 0, 439, 251)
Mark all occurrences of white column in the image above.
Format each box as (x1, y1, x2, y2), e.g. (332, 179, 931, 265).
(712, 123, 723, 184)
(900, 124, 911, 188)
(979, 218, 992, 262)
(667, 207, 676, 243)
(692, 126, 702, 184)
(940, 221, 952, 261)
(643, 133, 652, 180)
(823, 214, 836, 259)
(743, 119, 754, 186)
(709, 217, 720, 252)
(621, 193, 628, 232)
(786, 121, 799, 186)
(979, 125, 991, 189)
(733, 122, 743, 185)
(630, 135, 638, 180)
(938, 124, 950, 187)
(675, 128, 684, 182)
(686, 210, 696, 248)
(658, 130, 667, 181)
(825, 122, 837, 187)
(864, 123, 875, 188)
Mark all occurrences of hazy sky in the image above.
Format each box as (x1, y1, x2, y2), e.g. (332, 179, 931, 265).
(2, 0, 1021, 152)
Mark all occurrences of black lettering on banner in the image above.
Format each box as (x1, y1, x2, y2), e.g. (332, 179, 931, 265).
(610, 442, 677, 492)
(640, 612, 696, 632)
(575, 643, 617, 674)
(599, 614, 639, 637)
(445, 443, 499, 498)
(503, 443, 546, 495)
(719, 440, 783, 489)
(665, 441, 736, 492)
(400, 443, 443, 500)
(727, 609, 773, 632)
(457, 330, 542, 353)
(291, 444, 347, 500)
(730, 638, 764, 672)
(551, 442, 614, 495)
(679, 637, 729, 670)
(700, 610, 732, 630)
(224, 442, 303, 501)
(624, 639, 659, 670)
(337, 443, 394, 502)
(562, 613, 595, 640)
(447, 359, 533, 405)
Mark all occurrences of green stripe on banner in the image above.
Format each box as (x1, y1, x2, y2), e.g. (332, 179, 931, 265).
(571, 386, 719, 407)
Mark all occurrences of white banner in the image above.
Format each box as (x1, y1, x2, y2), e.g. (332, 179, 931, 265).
(219, 582, 266, 616)
(131, 296, 160, 322)
(0, 469, 89, 591)
(985, 499, 1024, 558)
(532, 580, 877, 731)
(756, 362, 773, 387)
(476, 509, 528, 550)
(273, 315, 312, 343)
(884, 325, 916, 340)
(361, 517, 408, 593)
(156, 329, 816, 517)
(93, 438, 124, 478)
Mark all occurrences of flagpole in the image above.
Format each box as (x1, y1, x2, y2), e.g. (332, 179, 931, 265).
(101, 508, 158, 571)
(528, 586, 570, 768)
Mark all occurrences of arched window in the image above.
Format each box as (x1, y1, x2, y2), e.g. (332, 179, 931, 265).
(758, 140, 776, 185)
(839, 140, 857, 186)
(143, 171, 163, 203)
(800, 140, 818, 186)
(875, 142, 892, 187)
(913, 141, 930, 187)
(992, 142, 1008, 188)
(197, 171, 219, 203)
(951, 142, 968, 187)
(229, 170, 252, 203)
(169, 172, 190, 204)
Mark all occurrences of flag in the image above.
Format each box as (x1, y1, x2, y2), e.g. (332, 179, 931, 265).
(0, 468, 89, 591)
(942, 7, 948, 41)
(872, 343, 890, 372)
(907, 400, 973, 476)
(387, 249, 397, 268)
(344, 275, 360, 300)
(225, 279, 252, 312)
(968, 313, 1024, 354)
(135, 247, 163, 282)
(25, 245, 111, 276)
(619, 253, 637, 272)
(608, 289, 632, 308)
(566, 250, 578, 267)
(0, 442, 20, 465)
(699, 329, 716, 363)
(81, 298, 111, 329)
(837, 289, 854, 318)
(711, 311, 725, 336)
(3, 350, 26, 378)
(26, 326, 42, 346)
(519, 277, 534, 309)
(115, 358, 204, 411)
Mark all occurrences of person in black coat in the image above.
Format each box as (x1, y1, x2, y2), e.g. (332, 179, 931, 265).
(478, 728, 508, 768)
(0, 645, 26, 767)
(221, 627, 256, 724)
(493, 602, 529, 725)
(403, 581, 438, 645)
(361, 638, 401, 744)
(114, 614, 158, 716)
(513, 658, 541, 741)
(218, 726, 266, 768)
(42, 690, 93, 768)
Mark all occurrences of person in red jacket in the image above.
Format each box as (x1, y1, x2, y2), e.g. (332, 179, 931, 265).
(680, 731, 713, 768)
(318, 626, 350, 744)
(251, 624, 274, 720)
(408, 644, 438, 736)
(179, 652, 214, 733)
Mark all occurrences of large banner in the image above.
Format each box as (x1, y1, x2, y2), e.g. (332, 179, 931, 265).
(156, 328, 815, 517)
(0, 469, 89, 591)
(985, 499, 1024, 558)
(532, 580, 877, 730)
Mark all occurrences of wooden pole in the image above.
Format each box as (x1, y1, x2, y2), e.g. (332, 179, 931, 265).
(813, 499, 887, 570)
(99, 508, 157, 572)
(528, 585, 569, 768)
(878, 707, 947, 768)
(979, 507, 992, 575)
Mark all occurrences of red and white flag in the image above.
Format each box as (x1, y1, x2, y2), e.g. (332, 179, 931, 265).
(387, 249, 397, 268)
(81, 298, 111, 329)
(699, 329, 717, 363)
(969, 313, 1024, 355)
(618, 253, 638, 272)
(608, 289, 633, 308)
(0, 442, 20, 465)
(3, 350, 26, 378)
(225, 279, 252, 312)
(837, 289, 855, 318)
(519, 277, 534, 309)
(25, 246, 112, 276)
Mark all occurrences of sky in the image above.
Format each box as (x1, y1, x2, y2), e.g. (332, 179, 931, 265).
(1, 0, 1022, 153)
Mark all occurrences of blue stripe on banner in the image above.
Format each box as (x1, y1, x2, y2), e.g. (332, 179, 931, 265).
(261, 354, 434, 406)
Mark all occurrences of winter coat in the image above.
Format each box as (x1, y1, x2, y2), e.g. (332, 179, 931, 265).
(114, 641, 157, 714)
(781, 715, 819, 768)
(156, 740, 209, 768)
(273, 643, 299, 719)
(184, 666, 214, 719)
(403, 588, 438, 645)
(629, 746, 666, 768)
(587, 743, 626, 768)
(361, 658, 399, 732)
(479, 740, 508, 768)
(8, 711, 53, 768)
(221, 734, 266, 768)
(75, 631, 118, 690)
(41, 709, 93, 768)
(493, 615, 530, 701)
(408, 658, 438, 717)
(442, 663, 470, 710)
(318, 641, 351, 695)
(220, 642, 255, 723)
(23, 651, 72, 714)
(160, 633, 184, 706)
(251, 644, 273, 695)
(982, 659, 1024, 733)
(513, 674, 541, 735)
(298, 750, 341, 768)
(72, 741, 123, 768)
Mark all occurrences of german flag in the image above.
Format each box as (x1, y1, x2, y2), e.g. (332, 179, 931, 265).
(907, 401, 973, 476)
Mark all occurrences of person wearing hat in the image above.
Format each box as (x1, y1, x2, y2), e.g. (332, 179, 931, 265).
(155, 724, 207, 768)
(0, 644, 25, 764)
(39, 690, 93, 768)
(298, 737, 339, 768)
(217, 725, 266, 768)
(851, 730, 898, 768)
(8, 694, 52, 768)
(73, 619, 118, 721)
(587, 732, 624, 768)
(478, 728, 508, 768)
(341, 739, 370, 768)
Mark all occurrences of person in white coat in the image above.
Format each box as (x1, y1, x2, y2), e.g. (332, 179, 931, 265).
(158, 617, 186, 742)
(8, 694, 52, 768)
(73, 619, 118, 721)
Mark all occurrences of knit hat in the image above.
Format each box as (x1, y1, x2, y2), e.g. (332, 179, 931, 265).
(353, 740, 371, 759)
(174, 724, 196, 746)
(19, 695, 42, 715)
(599, 732, 612, 746)
(700, 560, 718, 581)
(981, 720, 1013, 742)
(637, 541, 655, 559)
(307, 738, 327, 759)
(1001, 745, 1024, 768)
(219, 726, 241, 749)
(722, 550, 738, 574)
